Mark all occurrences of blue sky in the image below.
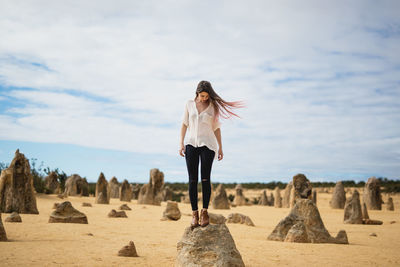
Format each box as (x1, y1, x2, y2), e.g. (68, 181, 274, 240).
(0, 1, 399, 183)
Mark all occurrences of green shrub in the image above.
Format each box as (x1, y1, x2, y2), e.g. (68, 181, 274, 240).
(172, 191, 184, 202)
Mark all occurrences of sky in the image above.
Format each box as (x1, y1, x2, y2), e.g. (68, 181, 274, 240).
(0, 1, 399, 183)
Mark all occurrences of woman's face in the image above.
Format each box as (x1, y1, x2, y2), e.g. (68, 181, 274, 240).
(197, 91, 209, 102)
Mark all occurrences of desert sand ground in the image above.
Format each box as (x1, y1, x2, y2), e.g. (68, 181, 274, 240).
(0, 190, 399, 266)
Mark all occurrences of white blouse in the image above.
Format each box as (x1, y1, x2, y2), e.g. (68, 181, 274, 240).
(182, 99, 221, 159)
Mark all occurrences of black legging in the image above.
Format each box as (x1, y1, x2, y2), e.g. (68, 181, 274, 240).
(185, 144, 215, 211)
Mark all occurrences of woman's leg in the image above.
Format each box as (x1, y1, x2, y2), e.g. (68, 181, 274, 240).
(185, 145, 199, 211)
(200, 146, 215, 209)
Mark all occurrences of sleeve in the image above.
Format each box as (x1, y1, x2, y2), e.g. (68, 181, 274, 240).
(212, 117, 221, 131)
(182, 101, 189, 127)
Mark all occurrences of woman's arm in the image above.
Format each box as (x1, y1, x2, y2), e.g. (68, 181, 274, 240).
(179, 124, 187, 157)
(214, 128, 223, 161)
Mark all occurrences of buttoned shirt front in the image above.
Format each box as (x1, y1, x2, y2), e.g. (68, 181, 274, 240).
(182, 100, 221, 159)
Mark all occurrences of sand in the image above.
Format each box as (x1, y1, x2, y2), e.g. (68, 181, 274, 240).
(0, 190, 399, 266)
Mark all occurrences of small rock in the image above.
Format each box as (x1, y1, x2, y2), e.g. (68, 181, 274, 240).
(86, 233, 94, 236)
(119, 204, 131, 211)
(176, 224, 244, 267)
(209, 213, 226, 224)
(5, 212, 22, 223)
(162, 201, 181, 221)
(49, 201, 88, 224)
(82, 202, 92, 207)
(370, 233, 377, 237)
(52, 203, 60, 209)
(57, 194, 64, 199)
(363, 219, 383, 225)
(284, 222, 308, 243)
(108, 209, 128, 218)
(390, 221, 396, 224)
(118, 241, 138, 257)
(226, 213, 255, 226)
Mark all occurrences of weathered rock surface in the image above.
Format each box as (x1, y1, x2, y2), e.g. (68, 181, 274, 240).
(63, 174, 89, 197)
(312, 190, 317, 205)
(176, 224, 245, 267)
(108, 177, 119, 199)
(0, 213, 7, 241)
(344, 190, 383, 225)
(234, 184, 246, 206)
(5, 212, 22, 223)
(284, 222, 308, 243)
(274, 187, 282, 208)
(363, 218, 383, 225)
(268, 199, 348, 244)
(0, 149, 39, 214)
(282, 182, 293, 208)
(52, 203, 59, 209)
(162, 186, 173, 201)
(161, 201, 181, 221)
(131, 184, 141, 200)
(118, 241, 138, 257)
(120, 180, 132, 202)
(227, 213, 255, 226)
(138, 168, 164, 205)
(293, 174, 312, 200)
(344, 190, 363, 224)
(362, 202, 369, 220)
(289, 186, 295, 208)
(44, 171, 61, 194)
(209, 213, 226, 224)
(387, 197, 394, 211)
(95, 172, 109, 204)
(363, 177, 383, 210)
(269, 192, 275, 206)
(49, 201, 88, 224)
(108, 209, 128, 218)
(258, 190, 269, 206)
(330, 181, 346, 209)
(119, 204, 131, 210)
(212, 184, 230, 209)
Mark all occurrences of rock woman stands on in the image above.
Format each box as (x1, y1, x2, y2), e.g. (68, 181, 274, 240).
(179, 81, 243, 228)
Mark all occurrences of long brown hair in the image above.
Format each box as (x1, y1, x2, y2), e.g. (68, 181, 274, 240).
(195, 80, 244, 121)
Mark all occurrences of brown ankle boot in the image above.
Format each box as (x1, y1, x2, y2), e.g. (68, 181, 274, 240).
(200, 209, 209, 227)
(191, 210, 199, 228)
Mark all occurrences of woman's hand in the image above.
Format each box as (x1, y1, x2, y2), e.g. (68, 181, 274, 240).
(218, 148, 223, 161)
(179, 144, 185, 157)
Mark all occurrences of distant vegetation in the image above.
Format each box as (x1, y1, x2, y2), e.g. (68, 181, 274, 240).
(0, 160, 399, 193)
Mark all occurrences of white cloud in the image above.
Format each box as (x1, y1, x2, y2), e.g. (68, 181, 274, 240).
(0, 0, 399, 180)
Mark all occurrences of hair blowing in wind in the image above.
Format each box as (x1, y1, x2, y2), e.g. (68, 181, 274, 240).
(195, 81, 245, 120)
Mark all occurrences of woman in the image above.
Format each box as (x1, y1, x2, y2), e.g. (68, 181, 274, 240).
(179, 81, 243, 228)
